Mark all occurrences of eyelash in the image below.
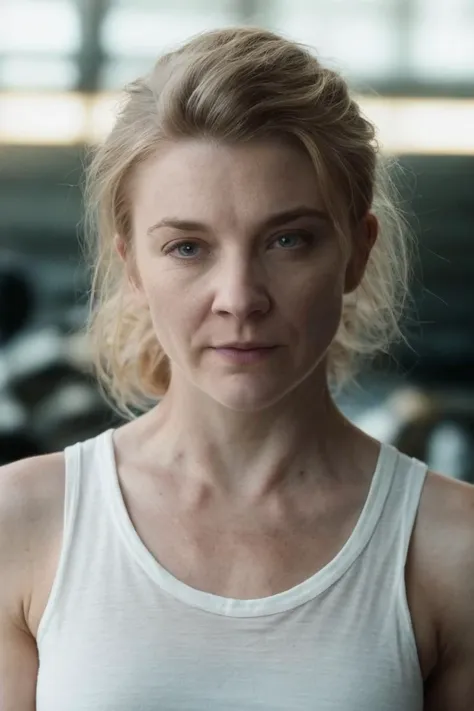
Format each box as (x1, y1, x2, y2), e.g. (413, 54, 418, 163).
(163, 232, 315, 259)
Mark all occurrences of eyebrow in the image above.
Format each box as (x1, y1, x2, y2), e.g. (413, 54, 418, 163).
(146, 206, 330, 237)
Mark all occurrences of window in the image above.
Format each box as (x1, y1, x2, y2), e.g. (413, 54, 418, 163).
(0, 0, 80, 89)
(411, 0, 474, 79)
(260, 0, 400, 81)
(0, 0, 80, 53)
(100, 0, 239, 88)
(0, 57, 78, 90)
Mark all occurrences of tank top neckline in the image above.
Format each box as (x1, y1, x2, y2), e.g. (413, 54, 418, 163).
(99, 428, 398, 617)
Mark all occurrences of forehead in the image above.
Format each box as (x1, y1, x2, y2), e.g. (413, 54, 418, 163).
(130, 138, 327, 223)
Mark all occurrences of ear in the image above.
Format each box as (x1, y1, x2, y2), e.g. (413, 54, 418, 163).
(114, 234, 127, 262)
(114, 235, 142, 295)
(343, 213, 378, 294)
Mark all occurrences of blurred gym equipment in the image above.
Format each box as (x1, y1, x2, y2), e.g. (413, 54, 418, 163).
(0, 393, 42, 465)
(32, 380, 115, 452)
(0, 324, 120, 458)
(4, 328, 88, 408)
(356, 385, 474, 483)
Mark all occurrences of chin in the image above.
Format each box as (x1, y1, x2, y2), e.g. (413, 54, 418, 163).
(204, 377, 295, 413)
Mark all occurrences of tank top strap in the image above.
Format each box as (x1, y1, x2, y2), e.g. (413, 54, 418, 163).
(36, 430, 114, 644)
(389, 448, 428, 562)
(36, 437, 83, 643)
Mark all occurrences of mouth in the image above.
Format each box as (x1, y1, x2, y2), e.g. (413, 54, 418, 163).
(212, 345, 279, 363)
(214, 344, 278, 350)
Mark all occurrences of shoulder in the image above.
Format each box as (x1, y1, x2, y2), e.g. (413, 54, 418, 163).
(408, 469, 474, 680)
(414, 469, 474, 583)
(0, 453, 66, 633)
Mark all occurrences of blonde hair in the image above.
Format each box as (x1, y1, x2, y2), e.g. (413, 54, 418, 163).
(83, 26, 414, 419)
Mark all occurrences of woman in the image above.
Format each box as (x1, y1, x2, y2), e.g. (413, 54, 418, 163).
(1, 26, 473, 711)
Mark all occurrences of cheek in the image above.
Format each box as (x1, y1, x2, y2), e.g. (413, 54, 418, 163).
(290, 265, 345, 343)
(134, 258, 173, 339)
(138, 264, 203, 355)
(305, 293, 343, 342)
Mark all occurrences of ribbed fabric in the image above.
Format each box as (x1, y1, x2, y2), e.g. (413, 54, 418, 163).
(36, 429, 427, 710)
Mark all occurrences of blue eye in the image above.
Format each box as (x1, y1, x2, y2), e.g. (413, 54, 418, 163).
(168, 241, 200, 258)
(274, 232, 311, 249)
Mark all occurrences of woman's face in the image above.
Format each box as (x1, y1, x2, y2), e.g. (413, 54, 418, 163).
(127, 138, 368, 411)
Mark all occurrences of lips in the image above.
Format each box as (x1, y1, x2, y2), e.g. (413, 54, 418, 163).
(212, 345, 279, 364)
(215, 344, 276, 350)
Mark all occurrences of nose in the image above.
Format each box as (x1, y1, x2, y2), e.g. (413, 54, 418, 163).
(210, 255, 271, 321)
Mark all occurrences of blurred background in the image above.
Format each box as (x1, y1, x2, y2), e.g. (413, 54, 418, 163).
(0, 0, 473, 479)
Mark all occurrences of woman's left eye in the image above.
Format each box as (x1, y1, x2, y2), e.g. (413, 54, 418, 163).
(165, 241, 202, 258)
(273, 232, 311, 249)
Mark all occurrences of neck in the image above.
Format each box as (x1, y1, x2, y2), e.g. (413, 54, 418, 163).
(141, 369, 372, 501)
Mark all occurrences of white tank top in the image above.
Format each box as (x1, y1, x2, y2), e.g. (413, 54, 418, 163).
(36, 429, 427, 710)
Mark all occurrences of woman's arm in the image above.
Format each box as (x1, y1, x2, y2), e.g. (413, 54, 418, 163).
(0, 611, 38, 711)
(0, 455, 59, 711)
(413, 472, 474, 710)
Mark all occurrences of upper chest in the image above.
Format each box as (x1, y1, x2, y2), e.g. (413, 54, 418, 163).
(116, 463, 367, 600)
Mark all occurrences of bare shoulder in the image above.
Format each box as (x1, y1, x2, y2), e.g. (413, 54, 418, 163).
(409, 469, 474, 709)
(414, 470, 474, 586)
(0, 452, 66, 635)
